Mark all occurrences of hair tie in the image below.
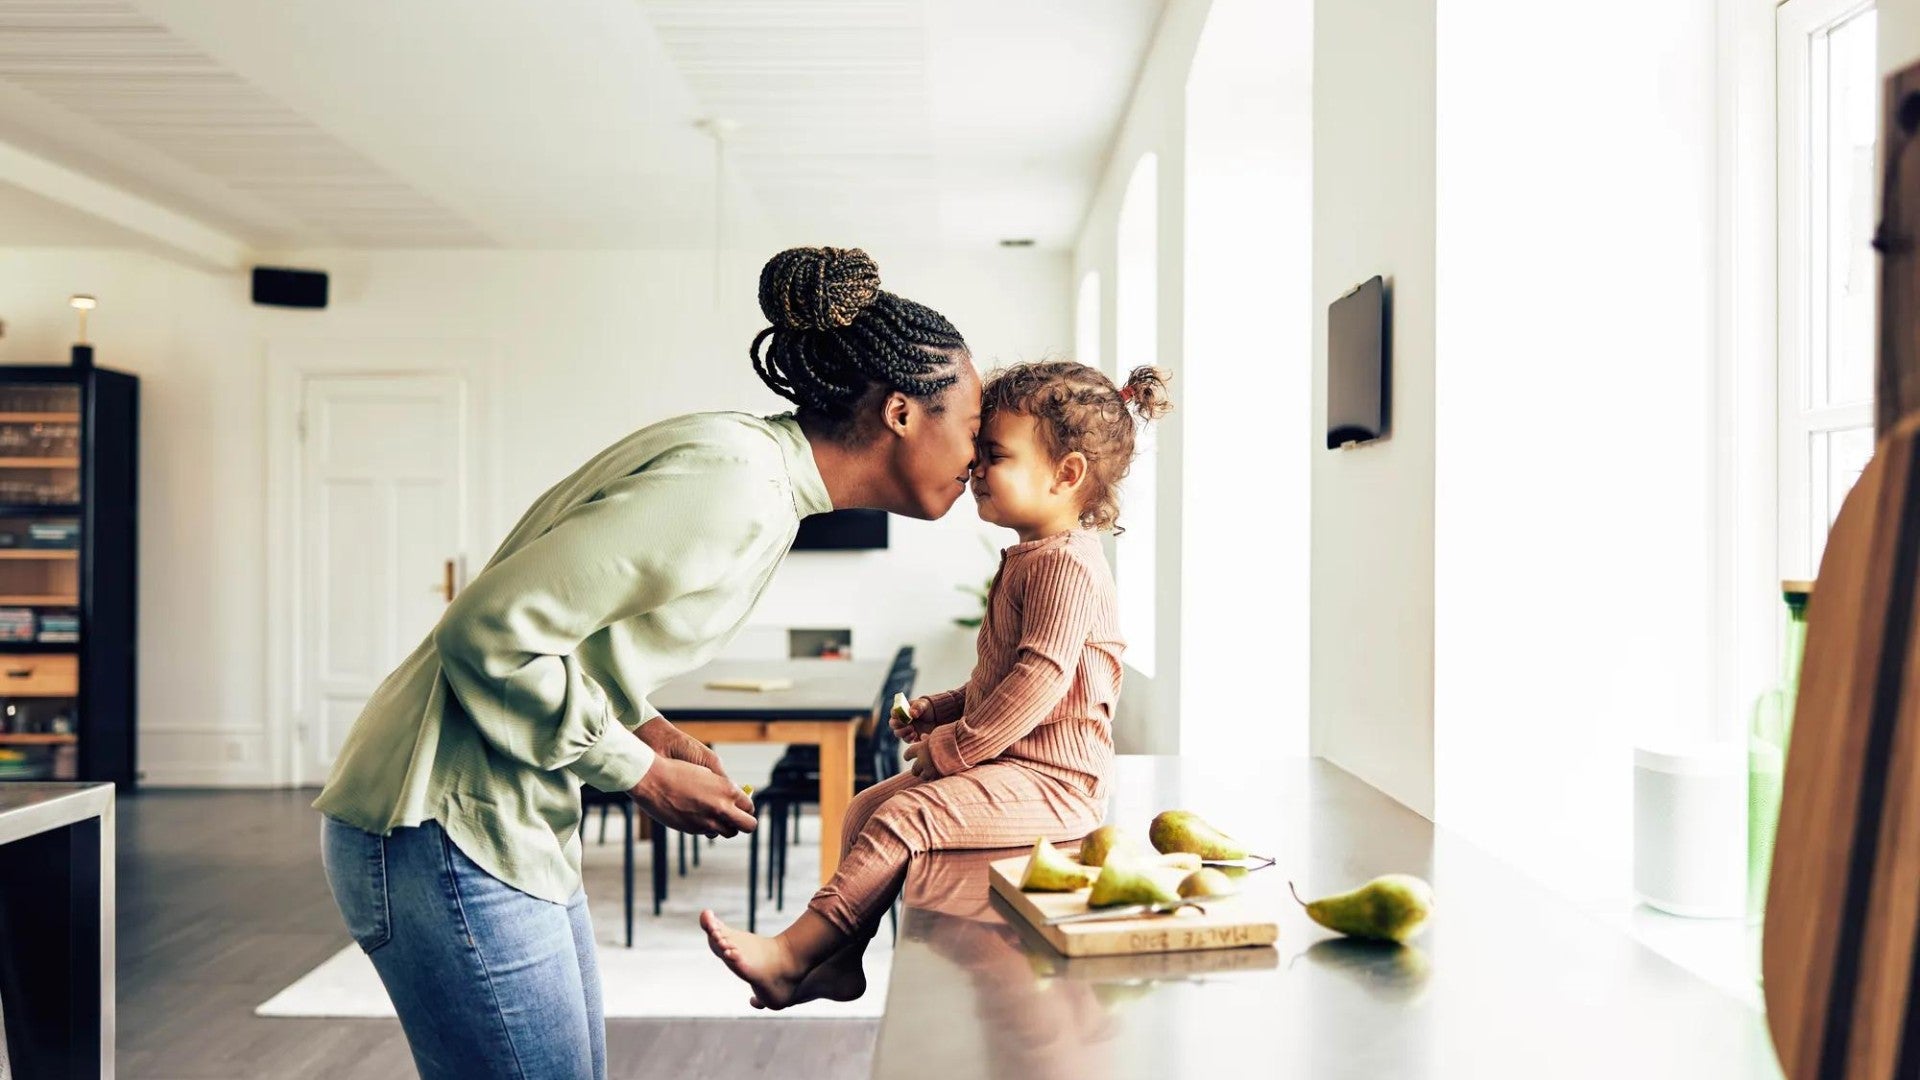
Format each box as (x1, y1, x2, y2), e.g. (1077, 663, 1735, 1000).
(1119, 385, 1136, 404)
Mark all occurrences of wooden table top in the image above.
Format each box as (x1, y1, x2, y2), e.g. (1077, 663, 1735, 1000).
(649, 658, 888, 721)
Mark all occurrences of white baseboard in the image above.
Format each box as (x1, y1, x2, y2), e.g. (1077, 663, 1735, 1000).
(139, 728, 276, 787)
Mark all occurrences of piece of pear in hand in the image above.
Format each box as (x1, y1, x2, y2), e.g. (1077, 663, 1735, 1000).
(1020, 838, 1100, 892)
(1149, 811, 1250, 861)
(1087, 859, 1182, 908)
(1291, 874, 1433, 943)
(889, 692, 913, 727)
(1177, 867, 1239, 900)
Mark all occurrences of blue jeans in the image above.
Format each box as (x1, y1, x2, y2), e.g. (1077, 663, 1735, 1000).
(321, 816, 606, 1080)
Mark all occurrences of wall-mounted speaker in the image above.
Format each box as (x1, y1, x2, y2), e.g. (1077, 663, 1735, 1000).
(251, 267, 329, 309)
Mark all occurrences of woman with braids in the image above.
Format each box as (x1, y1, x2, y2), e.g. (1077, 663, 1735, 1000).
(702, 358, 1173, 1011)
(312, 246, 982, 1080)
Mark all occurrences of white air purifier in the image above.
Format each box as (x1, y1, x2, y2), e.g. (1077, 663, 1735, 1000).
(1633, 743, 1747, 918)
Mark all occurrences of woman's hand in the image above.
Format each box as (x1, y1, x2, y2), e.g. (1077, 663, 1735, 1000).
(634, 718, 750, 838)
(889, 696, 934, 744)
(627, 757, 757, 838)
(638, 717, 730, 780)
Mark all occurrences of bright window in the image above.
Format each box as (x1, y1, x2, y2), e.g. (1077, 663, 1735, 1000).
(1076, 270, 1101, 371)
(1115, 154, 1158, 677)
(1778, 0, 1877, 579)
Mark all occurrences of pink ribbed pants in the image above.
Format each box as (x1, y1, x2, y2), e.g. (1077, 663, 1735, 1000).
(806, 762, 1102, 936)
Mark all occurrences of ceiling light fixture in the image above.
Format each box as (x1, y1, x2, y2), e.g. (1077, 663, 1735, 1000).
(694, 118, 743, 306)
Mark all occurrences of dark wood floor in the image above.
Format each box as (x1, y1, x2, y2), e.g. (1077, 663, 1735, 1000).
(116, 789, 876, 1079)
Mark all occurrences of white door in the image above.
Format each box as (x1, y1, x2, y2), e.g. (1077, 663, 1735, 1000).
(298, 374, 468, 785)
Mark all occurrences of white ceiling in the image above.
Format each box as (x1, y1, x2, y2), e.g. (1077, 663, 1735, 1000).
(0, 0, 1164, 253)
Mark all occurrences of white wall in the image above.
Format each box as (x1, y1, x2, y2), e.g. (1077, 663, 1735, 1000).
(1309, 0, 1438, 816)
(0, 243, 1069, 786)
(1181, 0, 1314, 764)
(1072, 0, 1211, 756)
(1884, 0, 1920, 78)
(1432, 0, 1723, 906)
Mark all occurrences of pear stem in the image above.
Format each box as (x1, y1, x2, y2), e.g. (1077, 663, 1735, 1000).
(1289, 880, 1308, 907)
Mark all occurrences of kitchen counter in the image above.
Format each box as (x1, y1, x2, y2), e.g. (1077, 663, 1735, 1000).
(0, 782, 115, 1079)
(872, 756, 1781, 1079)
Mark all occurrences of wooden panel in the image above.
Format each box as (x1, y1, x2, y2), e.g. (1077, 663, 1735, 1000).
(1764, 413, 1920, 1079)
(0, 652, 77, 696)
(987, 854, 1278, 958)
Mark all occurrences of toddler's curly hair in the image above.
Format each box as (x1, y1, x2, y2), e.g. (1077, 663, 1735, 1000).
(980, 361, 1173, 532)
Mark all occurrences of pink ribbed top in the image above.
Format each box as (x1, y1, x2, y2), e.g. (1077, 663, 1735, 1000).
(917, 529, 1123, 796)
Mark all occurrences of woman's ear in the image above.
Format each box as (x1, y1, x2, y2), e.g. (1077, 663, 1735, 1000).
(1053, 451, 1089, 492)
(882, 391, 913, 437)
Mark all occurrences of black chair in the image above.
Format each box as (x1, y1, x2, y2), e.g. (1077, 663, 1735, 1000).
(579, 786, 637, 947)
(771, 646, 914, 850)
(746, 654, 915, 932)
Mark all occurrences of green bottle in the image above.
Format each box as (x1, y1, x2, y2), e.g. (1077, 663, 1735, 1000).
(1748, 580, 1811, 922)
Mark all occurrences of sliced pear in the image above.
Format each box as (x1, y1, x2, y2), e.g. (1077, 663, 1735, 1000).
(1020, 838, 1099, 892)
(1177, 867, 1239, 899)
(1087, 859, 1182, 908)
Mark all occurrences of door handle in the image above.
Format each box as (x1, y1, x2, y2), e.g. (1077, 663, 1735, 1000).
(442, 558, 456, 603)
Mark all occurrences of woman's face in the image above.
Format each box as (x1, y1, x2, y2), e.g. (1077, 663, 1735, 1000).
(886, 360, 983, 520)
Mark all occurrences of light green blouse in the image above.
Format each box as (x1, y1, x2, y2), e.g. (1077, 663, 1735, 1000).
(313, 412, 832, 903)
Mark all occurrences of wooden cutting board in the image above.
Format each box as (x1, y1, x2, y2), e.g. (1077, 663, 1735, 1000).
(1763, 413, 1920, 1080)
(986, 854, 1279, 958)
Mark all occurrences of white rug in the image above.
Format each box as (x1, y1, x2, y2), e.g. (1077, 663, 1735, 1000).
(258, 810, 890, 1020)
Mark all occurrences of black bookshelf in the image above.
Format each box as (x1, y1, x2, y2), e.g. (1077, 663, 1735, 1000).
(0, 365, 137, 789)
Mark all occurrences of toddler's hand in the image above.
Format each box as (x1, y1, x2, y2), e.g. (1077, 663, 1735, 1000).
(889, 695, 930, 744)
(903, 740, 934, 779)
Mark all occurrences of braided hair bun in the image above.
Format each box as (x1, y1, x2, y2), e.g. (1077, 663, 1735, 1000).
(749, 246, 969, 439)
(758, 247, 882, 331)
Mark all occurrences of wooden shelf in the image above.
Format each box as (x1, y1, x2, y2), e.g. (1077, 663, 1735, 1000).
(0, 595, 78, 607)
(0, 458, 77, 468)
(0, 733, 76, 745)
(0, 550, 76, 561)
(0, 504, 79, 516)
(0, 413, 80, 423)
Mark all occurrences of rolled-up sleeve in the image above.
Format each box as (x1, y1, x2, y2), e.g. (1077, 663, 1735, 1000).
(435, 461, 775, 792)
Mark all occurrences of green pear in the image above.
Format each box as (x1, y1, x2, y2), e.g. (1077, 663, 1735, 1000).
(1077, 824, 1131, 867)
(889, 692, 913, 726)
(1020, 838, 1099, 892)
(1177, 867, 1239, 899)
(1087, 859, 1182, 908)
(1291, 874, 1433, 943)
(1149, 811, 1250, 861)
